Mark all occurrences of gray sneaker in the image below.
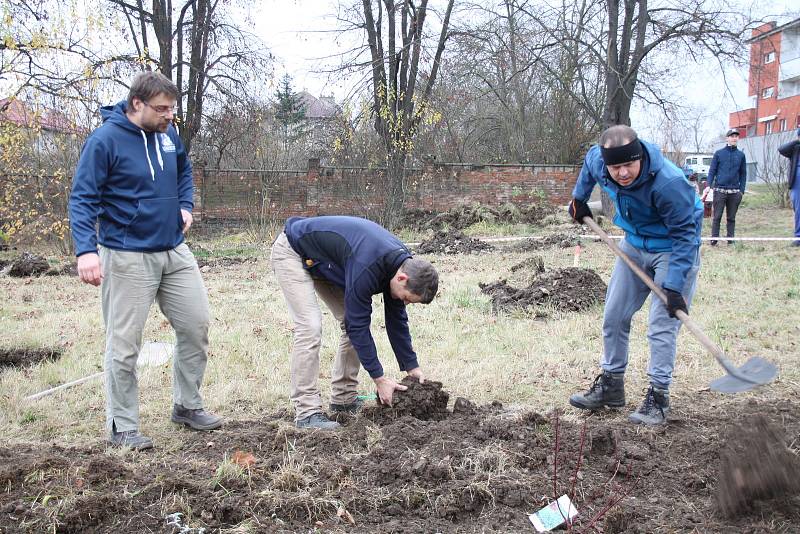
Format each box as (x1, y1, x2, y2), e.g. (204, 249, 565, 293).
(569, 372, 625, 410)
(296, 413, 340, 430)
(330, 398, 364, 414)
(628, 386, 670, 426)
(108, 429, 154, 450)
(171, 404, 223, 431)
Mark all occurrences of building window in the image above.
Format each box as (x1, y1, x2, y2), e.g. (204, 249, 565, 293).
(765, 120, 774, 134)
(687, 157, 697, 165)
(764, 51, 775, 64)
(702, 157, 712, 166)
(780, 119, 787, 131)
(762, 87, 774, 99)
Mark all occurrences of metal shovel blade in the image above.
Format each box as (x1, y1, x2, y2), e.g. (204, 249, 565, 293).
(709, 356, 778, 394)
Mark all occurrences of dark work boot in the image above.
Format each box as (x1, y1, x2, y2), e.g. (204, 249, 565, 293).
(171, 404, 223, 431)
(628, 386, 670, 426)
(296, 413, 340, 430)
(330, 397, 364, 414)
(569, 372, 625, 410)
(108, 428, 154, 450)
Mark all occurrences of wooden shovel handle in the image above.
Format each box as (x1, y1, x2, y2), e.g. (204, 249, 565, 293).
(581, 216, 740, 375)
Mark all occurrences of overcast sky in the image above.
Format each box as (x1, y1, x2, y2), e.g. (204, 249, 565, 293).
(243, 0, 799, 151)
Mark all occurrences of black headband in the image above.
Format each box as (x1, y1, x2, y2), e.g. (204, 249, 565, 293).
(600, 139, 643, 166)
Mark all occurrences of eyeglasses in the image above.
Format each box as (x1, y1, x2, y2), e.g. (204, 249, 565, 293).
(143, 101, 177, 116)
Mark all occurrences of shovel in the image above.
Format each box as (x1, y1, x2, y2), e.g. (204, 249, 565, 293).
(582, 216, 777, 393)
(25, 341, 173, 401)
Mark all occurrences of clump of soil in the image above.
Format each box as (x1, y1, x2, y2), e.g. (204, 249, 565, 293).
(45, 263, 78, 276)
(364, 377, 450, 423)
(510, 255, 545, 274)
(0, 347, 62, 369)
(8, 252, 50, 277)
(480, 267, 606, 313)
(512, 232, 580, 251)
(716, 414, 800, 517)
(401, 202, 556, 232)
(415, 230, 494, 255)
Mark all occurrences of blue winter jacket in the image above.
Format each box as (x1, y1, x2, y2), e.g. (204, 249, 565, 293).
(708, 145, 747, 192)
(69, 101, 194, 257)
(572, 141, 703, 292)
(284, 216, 416, 379)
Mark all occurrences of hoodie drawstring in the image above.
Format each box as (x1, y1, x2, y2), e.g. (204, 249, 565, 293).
(140, 130, 165, 181)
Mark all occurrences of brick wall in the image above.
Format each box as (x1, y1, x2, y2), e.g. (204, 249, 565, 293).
(194, 160, 579, 223)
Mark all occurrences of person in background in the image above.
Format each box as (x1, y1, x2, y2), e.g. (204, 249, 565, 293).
(707, 129, 747, 245)
(778, 127, 800, 247)
(700, 180, 713, 218)
(69, 72, 222, 450)
(567, 125, 703, 426)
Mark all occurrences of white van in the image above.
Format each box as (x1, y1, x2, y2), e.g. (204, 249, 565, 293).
(684, 153, 714, 179)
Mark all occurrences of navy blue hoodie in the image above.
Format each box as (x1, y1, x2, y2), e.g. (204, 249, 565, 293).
(284, 216, 416, 379)
(69, 101, 193, 257)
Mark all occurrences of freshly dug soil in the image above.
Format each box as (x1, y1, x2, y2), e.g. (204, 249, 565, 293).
(8, 253, 50, 277)
(510, 256, 545, 274)
(512, 232, 580, 251)
(715, 414, 800, 517)
(401, 203, 556, 232)
(45, 263, 78, 277)
(415, 230, 494, 255)
(2, 391, 798, 533)
(0, 347, 62, 369)
(480, 267, 607, 313)
(196, 256, 258, 269)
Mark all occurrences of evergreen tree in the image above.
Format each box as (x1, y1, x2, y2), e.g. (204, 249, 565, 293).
(275, 74, 307, 150)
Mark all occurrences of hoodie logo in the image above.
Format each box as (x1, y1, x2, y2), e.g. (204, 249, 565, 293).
(160, 134, 176, 153)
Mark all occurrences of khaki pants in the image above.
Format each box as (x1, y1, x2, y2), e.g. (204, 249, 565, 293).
(270, 232, 361, 420)
(100, 243, 210, 433)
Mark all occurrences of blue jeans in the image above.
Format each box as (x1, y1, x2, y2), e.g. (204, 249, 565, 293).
(601, 239, 701, 390)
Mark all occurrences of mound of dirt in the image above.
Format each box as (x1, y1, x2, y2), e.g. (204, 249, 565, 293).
(2, 395, 799, 533)
(415, 230, 494, 255)
(716, 414, 800, 517)
(513, 232, 580, 251)
(45, 263, 78, 277)
(196, 256, 257, 269)
(8, 252, 50, 277)
(0, 347, 62, 369)
(401, 202, 556, 232)
(480, 267, 607, 313)
(362, 377, 450, 424)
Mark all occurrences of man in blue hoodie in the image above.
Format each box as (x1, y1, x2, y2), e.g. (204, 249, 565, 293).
(69, 72, 222, 450)
(567, 125, 703, 426)
(707, 129, 747, 245)
(271, 216, 439, 430)
(778, 128, 800, 247)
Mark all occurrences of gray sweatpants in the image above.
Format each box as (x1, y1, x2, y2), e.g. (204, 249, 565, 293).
(100, 243, 210, 433)
(601, 239, 701, 390)
(270, 232, 361, 421)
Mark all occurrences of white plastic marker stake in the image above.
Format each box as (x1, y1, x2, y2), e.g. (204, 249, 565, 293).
(25, 341, 173, 401)
(528, 495, 578, 532)
(573, 245, 582, 267)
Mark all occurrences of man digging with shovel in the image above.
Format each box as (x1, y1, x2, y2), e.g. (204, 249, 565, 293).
(567, 125, 703, 426)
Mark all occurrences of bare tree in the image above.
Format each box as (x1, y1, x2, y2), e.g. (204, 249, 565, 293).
(337, 0, 455, 227)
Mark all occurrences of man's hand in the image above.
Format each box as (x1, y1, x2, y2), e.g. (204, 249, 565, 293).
(406, 367, 425, 384)
(181, 209, 193, 233)
(664, 288, 687, 318)
(568, 198, 593, 223)
(373, 376, 408, 406)
(77, 253, 103, 286)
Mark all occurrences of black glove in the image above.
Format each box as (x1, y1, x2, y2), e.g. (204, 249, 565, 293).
(664, 289, 687, 318)
(568, 198, 593, 223)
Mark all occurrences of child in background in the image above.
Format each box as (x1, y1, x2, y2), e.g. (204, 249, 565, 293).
(700, 180, 713, 218)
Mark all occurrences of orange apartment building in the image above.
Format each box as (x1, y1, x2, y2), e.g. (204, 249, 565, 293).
(729, 18, 800, 137)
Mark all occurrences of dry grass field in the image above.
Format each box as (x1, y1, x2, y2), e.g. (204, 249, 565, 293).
(0, 190, 798, 532)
